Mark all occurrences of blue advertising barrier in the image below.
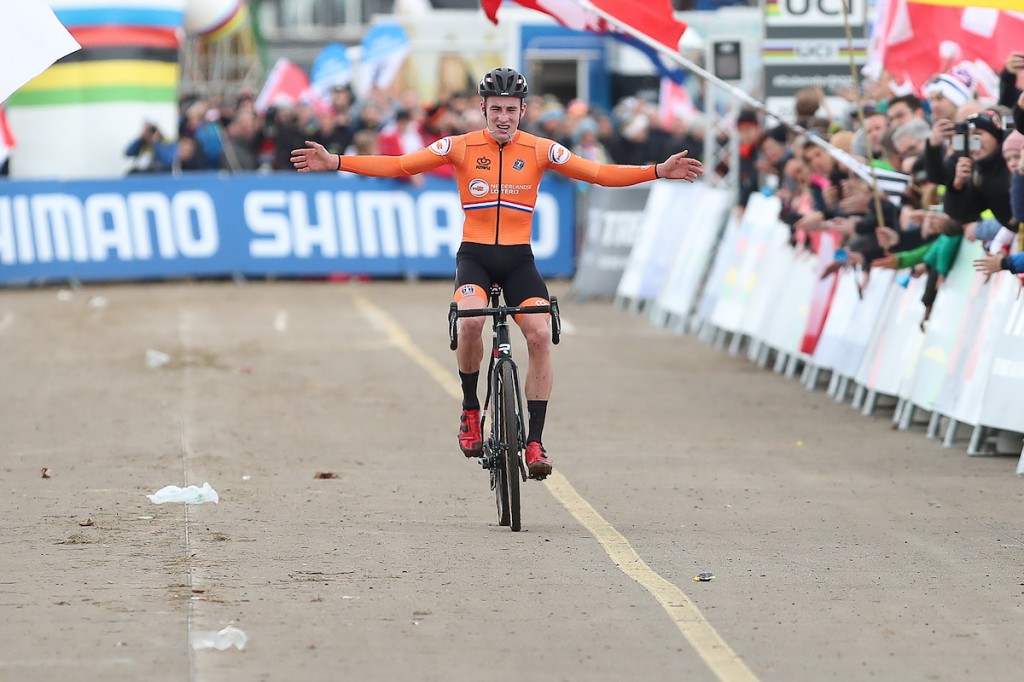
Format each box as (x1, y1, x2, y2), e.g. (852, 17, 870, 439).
(0, 172, 577, 284)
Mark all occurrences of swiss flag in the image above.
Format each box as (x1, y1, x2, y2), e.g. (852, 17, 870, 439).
(879, 1, 1024, 91)
(481, 0, 687, 52)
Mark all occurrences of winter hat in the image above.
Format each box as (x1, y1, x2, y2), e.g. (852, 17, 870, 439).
(966, 110, 1005, 143)
(924, 67, 974, 107)
(1002, 129, 1024, 155)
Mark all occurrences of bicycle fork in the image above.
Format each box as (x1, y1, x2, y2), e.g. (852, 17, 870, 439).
(481, 327, 528, 483)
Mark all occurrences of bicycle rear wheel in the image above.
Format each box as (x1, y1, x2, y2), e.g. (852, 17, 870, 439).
(497, 361, 522, 532)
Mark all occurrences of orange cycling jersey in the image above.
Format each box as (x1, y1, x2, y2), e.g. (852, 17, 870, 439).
(339, 129, 658, 246)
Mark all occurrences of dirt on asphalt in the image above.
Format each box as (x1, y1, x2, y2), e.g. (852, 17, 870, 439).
(1, 280, 1022, 682)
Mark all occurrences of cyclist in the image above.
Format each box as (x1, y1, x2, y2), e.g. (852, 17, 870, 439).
(291, 67, 703, 480)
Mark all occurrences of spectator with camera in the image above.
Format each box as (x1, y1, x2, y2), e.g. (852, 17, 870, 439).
(941, 110, 1013, 229)
(124, 121, 175, 174)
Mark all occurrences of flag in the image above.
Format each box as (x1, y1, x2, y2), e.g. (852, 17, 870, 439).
(876, 1, 1024, 92)
(909, 0, 1022, 9)
(356, 22, 411, 98)
(255, 58, 318, 112)
(481, 0, 687, 52)
(0, 107, 15, 168)
(658, 78, 697, 128)
(311, 43, 354, 99)
(0, 0, 80, 104)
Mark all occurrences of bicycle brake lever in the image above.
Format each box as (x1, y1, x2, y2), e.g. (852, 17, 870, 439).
(550, 296, 561, 345)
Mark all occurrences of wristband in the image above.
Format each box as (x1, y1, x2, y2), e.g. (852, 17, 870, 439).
(1001, 256, 1012, 271)
(653, 163, 660, 179)
(336, 154, 342, 171)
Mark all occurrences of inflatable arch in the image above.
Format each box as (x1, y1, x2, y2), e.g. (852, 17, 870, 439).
(6, 0, 247, 179)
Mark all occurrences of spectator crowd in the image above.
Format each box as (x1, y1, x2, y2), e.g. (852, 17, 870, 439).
(2, 49, 1021, 324)
(101, 80, 704, 183)
(737, 52, 1024, 329)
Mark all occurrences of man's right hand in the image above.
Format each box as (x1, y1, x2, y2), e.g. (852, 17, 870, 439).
(291, 140, 337, 173)
(952, 156, 973, 190)
(930, 119, 955, 147)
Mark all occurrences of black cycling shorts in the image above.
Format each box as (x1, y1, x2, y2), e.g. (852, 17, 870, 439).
(454, 243, 549, 306)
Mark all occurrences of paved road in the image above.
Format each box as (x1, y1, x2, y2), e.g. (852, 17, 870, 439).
(1, 280, 1022, 682)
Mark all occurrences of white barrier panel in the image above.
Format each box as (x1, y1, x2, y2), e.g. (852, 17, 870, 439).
(617, 181, 700, 305)
(934, 263, 994, 421)
(857, 275, 926, 397)
(907, 240, 981, 412)
(834, 269, 894, 379)
(653, 185, 732, 322)
(977, 281, 1024, 432)
(695, 208, 742, 325)
(760, 249, 816, 356)
(949, 272, 1013, 425)
(710, 193, 782, 333)
(738, 223, 794, 340)
(811, 269, 861, 372)
(799, 231, 838, 356)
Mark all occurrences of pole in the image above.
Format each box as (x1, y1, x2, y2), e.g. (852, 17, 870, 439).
(569, 0, 906, 210)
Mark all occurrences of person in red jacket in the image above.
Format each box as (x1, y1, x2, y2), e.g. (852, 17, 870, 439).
(292, 67, 703, 480)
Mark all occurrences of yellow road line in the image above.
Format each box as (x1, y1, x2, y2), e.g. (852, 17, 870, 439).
(352, 291, 759, 682)
(545, 470, 759, 681)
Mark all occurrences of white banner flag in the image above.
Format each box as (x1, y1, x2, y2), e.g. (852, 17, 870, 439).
(0, 0, 80, 104)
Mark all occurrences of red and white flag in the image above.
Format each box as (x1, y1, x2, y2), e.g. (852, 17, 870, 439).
(876, 0, 1024, 92)
(255, 58, 322, 113)
(481, 0, 687, 51)
(0, 107, 15, 168)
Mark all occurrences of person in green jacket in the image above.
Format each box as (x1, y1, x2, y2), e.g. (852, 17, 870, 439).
(873, 212, 963, 329)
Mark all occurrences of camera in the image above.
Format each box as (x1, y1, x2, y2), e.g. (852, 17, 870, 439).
(950, 121, 980, 156)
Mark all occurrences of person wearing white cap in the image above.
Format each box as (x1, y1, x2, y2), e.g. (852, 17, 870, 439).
(925, 68, 975, 122)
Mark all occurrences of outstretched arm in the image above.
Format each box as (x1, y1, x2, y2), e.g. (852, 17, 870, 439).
(553, 146, 703, 186)
(291, 140, 448, 177)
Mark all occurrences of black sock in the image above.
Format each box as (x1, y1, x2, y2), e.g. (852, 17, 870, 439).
(460, 371, 480, 410)
(526, 400, 547, 444)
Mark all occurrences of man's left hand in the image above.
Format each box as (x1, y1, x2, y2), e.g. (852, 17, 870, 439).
(656, 150, 704, 183)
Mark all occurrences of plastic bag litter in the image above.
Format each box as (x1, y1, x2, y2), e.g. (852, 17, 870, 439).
(190, 625, 247, 651)
(145, 349, 170, 368)
(147, 482, 219, 504)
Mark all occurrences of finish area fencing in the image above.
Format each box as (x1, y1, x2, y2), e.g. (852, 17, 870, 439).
(573, 184, 1024, 472)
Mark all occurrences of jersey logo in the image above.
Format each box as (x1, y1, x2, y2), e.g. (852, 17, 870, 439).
(460, 285, 477, 297)
(475, 156, 491, 170)
(468, 178, 490, 197)
(429, 137, 452, 156)
(512, 158, 525, 171)
(548, 143, 571, 165)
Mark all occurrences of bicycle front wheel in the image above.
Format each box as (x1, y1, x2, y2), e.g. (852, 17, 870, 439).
(497, 361, 522, 532)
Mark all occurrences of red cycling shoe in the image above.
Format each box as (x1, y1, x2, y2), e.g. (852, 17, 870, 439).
(458, 409, 483, 457)
(525, 441, 552, 480)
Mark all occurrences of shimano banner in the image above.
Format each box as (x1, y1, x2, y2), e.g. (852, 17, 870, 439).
(0, 173, 576, 284)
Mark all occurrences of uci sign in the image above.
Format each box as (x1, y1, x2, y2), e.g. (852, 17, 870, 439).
(766, 0, 865, 25)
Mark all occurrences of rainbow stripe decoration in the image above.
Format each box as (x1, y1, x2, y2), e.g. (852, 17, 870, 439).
(764, 0, 781, 16)
(7, 1, 184, 107)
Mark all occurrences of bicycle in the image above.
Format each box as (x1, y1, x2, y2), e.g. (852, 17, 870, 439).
(448, 284, 561, 532)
